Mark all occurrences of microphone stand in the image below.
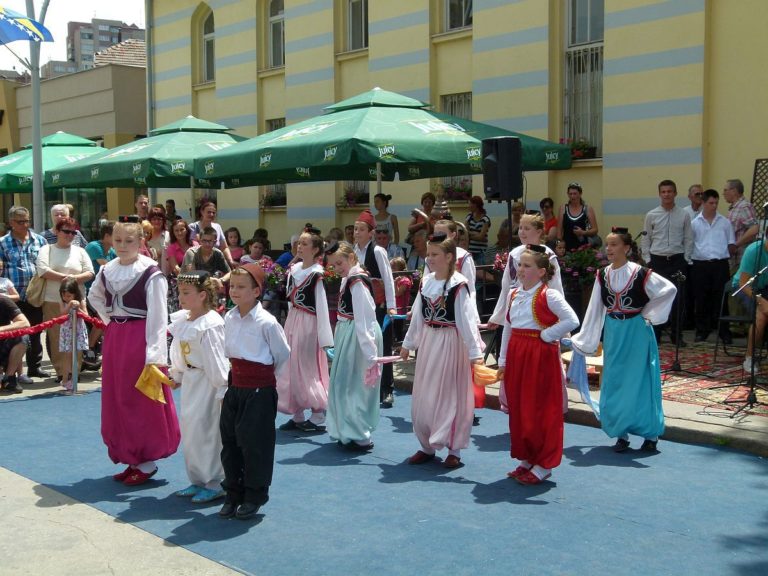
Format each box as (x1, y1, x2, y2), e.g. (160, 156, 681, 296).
(661, 269, 712, 379)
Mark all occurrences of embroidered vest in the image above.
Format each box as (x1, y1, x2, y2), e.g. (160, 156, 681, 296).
(287, 270, 320, 315)
(506, 284, 559, 329)
(420, 281, 468, 327)
(337, 274, 373, 320)
(363, 242, 386, 306)
(598, 266, 650, 316)
(102, 265, 161, 318)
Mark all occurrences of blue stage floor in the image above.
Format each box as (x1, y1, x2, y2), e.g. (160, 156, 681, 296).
(1, 389, 767, 576)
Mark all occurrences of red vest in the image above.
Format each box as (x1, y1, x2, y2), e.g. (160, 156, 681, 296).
(507, 284, 558, 329)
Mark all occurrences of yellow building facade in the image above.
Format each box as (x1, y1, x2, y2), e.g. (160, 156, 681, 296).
(149, 0, 768, 246)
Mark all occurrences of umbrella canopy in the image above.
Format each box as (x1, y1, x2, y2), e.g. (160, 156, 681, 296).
(0, 131, 105, 193)
(45, 116, 246, 189)
(0, 7, 53, 44)
(194, 88, 571, 188)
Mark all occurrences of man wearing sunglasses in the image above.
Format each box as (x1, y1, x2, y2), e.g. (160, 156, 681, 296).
(0, 206, 50, 380)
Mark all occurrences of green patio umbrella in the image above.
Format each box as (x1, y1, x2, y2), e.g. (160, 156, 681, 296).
(45, 116, 246, 189)
(0, 131, 106, 193)
(194, 88, 571, 188)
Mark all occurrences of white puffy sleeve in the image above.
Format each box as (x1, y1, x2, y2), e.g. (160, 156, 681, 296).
(461, 256, 477, 298)
(548, 253, 564, 295)
(540, 289, 580, 342)
(642, 270, 677, 325)
(265, 317, 291, 378)
(145, 272, 169, 365)
(375, 247, 396, 310)
(402, 289, 423, 351)
(570, 278, 606, 355)
(489, 254, 514, 325)
(314, 276, 334, 349)
(455, 285, 483, 360)
(200, 324, 230, 399)
(88, 268, 108, 323)
(351, 280, 379, 367)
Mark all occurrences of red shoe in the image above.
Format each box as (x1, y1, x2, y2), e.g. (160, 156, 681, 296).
(443, 455, 462, 469)
(506, 465, 531, 479)
(515, 469, 551, 485)
(123, 468, 158, 486)
(408, 450, 435, 465)
(112, 465, 133, 482)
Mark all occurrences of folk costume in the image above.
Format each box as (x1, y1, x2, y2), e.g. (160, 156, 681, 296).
(326, 264, 383, 448)
(276, 262, 333, 428)
(500, 281, 578, 483)
(571, 262, 675, 446)
(221, 264, 290, 513)
(89, 255, 180, 482)
(168, 275, 229, 500)
(403, 272, 484, 464)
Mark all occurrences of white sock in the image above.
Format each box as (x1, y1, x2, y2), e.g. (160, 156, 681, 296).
(136, 461, 157, 474)
(448, 448, 461, 458)
(519, 460, 531, 469)
(531, 465, 551, 480)
(309, 411, 325, 425)
(292, 410, 305, 422)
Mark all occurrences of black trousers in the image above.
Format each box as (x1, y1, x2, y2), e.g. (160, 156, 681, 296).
(220, 385, 277, 506)
(376, 307, 393, 400)
(691, 259, 730, 335)
(17, 300, 43, 372)
(649, 253, 687, 341)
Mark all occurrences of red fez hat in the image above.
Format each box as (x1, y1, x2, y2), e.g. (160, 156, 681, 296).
(239, 263, 265, 291)
(356, 209, 376, 230)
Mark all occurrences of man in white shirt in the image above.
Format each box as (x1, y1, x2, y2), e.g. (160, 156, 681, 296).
(641, 179, 694, 346)
(682, 184, 703, 329)
(691, 189, 735, 343)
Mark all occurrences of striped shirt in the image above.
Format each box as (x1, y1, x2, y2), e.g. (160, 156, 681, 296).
(0, 230, 47, 300)
(465, 213, 490, 262)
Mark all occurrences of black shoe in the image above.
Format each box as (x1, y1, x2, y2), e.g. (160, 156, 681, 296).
(612, 438, 630, 453)
(345, 441, 374, 452)
(640, 439, 659, 452)
(278, 419, 300, 431)
(56, 375, 63, 384)
(2, 376, 22, 394)
(296, 420, 326, 433)
(380, 392, 394, 409)
(218, 501, 237, 518)
(82, 350, 102, 371)
(473, 415, 481, 427)
(28, 368, 51, 378)
(235, 502, 261, 520)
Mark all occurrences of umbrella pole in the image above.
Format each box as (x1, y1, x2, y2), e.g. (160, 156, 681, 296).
(376, 161, 382, 200)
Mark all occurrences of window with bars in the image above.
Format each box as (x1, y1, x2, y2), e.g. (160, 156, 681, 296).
(445, 0, 473, 31)
(348, 0, 368, 51)
(202, 12, 215, 83)
(440, 93, 473, 201)
(563, 0, 603, 156)
(264, 118, 287, 207)
(269, 0, 285, 68)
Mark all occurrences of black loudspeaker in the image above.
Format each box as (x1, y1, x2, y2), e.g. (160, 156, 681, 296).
(482, 136, 523, 201)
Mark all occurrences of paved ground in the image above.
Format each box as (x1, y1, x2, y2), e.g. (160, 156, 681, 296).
(1, 374, 767, 576)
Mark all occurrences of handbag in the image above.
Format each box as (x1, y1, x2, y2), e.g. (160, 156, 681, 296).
(25, 274, 46, 307)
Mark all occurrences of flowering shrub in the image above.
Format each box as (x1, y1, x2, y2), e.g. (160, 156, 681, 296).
(341, 182, 369, 207)
(323, 265, 342, 289)
(559, 137, 597, 159)
(261, 260, 287, 290)
(562, 246, 608, 289)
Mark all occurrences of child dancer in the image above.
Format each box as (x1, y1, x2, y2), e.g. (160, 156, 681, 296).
(353, 210, 396, 408)
(326, 242, 383, 452)
(391, 256, 411, 342)
(489, 213, 563, 326)
(571, 228, 675, 452)
(496, 246, 579, 485)
(277, 230, 333, 432)
(219, 264, 290, 520)
(400, 233, 484, 468)
(169, 271, 229, 504)
(58, 278, 88, 392)
(425, 220, 477, 299)
(89, 221, 180, 486)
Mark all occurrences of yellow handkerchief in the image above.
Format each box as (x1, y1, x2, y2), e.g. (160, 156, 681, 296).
(473, 364, 500, 387)
(135, 365, 173, 404)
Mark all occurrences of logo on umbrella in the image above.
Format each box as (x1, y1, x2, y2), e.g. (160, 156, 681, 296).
(260, 152, 272, 168)
(132, 162, 142, 174)
(135, 177, 147, 185)
(378, 144, 396, 159)
(18, 175, 31, 184)
(171, 161, 186, 174)
(323, 145, 337, 162)
(51, 173, 60, 184)
(466, 147, 481, 161)
(408, 166, 421, 178)
(296, 167, 311, 178)
(204, 161, 215, 175)
(545, 151, 560, 164)
(91, 167, 99, 180)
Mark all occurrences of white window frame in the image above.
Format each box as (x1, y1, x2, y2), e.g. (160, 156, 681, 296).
(269, 0, 285, 68)
(445, 0, 473, 31)
(563, 0, 604, 155)
(202, 12, 215, 83)
(347, 0, 368, 51)
(440, 93, 473, 199)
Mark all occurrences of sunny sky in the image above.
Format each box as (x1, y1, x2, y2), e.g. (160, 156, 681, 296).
(0, 0, 145, 72)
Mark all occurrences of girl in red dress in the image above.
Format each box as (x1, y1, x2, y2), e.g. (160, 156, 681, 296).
(496, 246, 578, 485)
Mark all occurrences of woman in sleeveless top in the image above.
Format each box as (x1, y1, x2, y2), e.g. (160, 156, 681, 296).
(557, 183, 599, 251)
(374, 193, 399, 244)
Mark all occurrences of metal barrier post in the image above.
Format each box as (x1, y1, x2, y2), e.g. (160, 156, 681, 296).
(70, 308, 79, 394)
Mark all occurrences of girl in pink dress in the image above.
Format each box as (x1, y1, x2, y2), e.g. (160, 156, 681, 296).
(276, 229, 334, 432)
(90, 221, 180, 486)
(400, 233, 484, 469)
